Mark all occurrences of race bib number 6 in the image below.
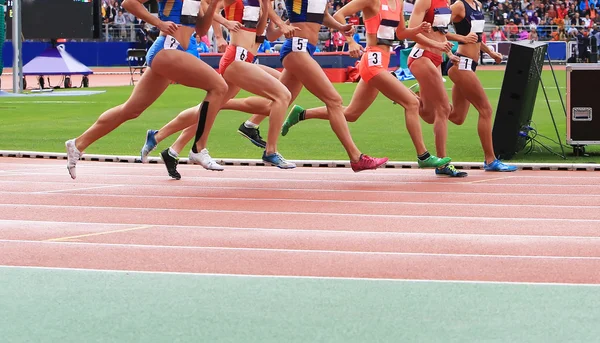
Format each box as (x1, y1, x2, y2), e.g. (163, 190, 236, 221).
(235, 46, 249, 61)
(458, 56, 473, 71)
(164, 35, 180, 50)
(368, 52, 382, 67)
(292, 37, 308, 52)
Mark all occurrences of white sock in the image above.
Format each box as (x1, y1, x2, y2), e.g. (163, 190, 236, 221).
(168, 147, 179, 157)
(244, 120, 259, 129)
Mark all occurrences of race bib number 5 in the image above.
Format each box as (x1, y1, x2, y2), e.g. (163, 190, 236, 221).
(458, 56, 474, 71)
(368, 52, 382, 67)
(235, 47, 249, 62)
(292, 37, 308, 52)
(164, 36, 180, 50)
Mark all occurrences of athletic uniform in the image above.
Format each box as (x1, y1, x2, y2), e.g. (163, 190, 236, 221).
(407, 0, 452, 68)
(359, 0, 401, 82)
(146, 0, 201, 67)
(446, 0, 484, 72)
(218, 0, 261, 74)
(279, 0, 327, 61)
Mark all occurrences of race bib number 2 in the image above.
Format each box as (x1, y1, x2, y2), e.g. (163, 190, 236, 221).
(410, 47, 424, 59)
(368, 52, 382, 67)
(164, 36, 180, 50)
(235, 47, 249, 62)
(458, 56, 474, 71)
(292, 37, 308, 52)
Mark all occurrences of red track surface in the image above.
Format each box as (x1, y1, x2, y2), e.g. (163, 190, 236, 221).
(0, 157, 599, 284)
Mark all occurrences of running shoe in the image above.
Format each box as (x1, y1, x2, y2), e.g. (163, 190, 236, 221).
(417, 155, 452, 168)
(409, 82, 420, 96)
(189, 148, 224, 171)
(281, 105, 304, 136)
(484, 159, 517, 172)
(237, 123, 266, 149)
(160, 148, 181, 180)
(350, 154, 389, 172)
(65, 139, 82, 180)
(262, 151, 296, 169)
(435, 164, 468, 177)
(140, 129, 158, 163)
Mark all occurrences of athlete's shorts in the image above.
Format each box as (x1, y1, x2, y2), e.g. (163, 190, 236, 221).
(146, 35, 186, 67)
(218, 45, 256, 75)
(407, 46, 443, 69)
(280, 37, 317, 62)
(358, 46, 391, 83)
(446, 53, 478, 73)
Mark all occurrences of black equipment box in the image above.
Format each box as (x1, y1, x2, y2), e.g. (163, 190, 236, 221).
(566, 64, 600, 153)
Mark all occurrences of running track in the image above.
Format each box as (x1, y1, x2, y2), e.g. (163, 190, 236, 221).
(1, 157, 599, 285)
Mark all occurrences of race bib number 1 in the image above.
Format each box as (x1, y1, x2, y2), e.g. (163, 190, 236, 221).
(458, 56, 473, 71)
(292, 37, 308, 52)
(164, 36, 180, 50)
(368, 52, 382, 67)
(235, 46, 249, 61)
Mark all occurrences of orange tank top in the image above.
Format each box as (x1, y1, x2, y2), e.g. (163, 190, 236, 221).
(363, 0, 402, 46)
(224, 0, 261, 31)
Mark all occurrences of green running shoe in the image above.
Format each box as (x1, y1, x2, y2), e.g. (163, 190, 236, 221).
(417, 155, 451, 168)
(281, 105, 304, 136)
(435, 164, 468, 177)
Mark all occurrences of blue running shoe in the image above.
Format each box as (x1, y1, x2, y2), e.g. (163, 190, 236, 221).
(484, 159, 517, 172)
(435, 164, 468, 177)
(262, 151, 296, 169)
(140, 129, 158, 163)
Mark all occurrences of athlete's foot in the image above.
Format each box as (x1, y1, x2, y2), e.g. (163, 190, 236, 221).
(409, 82, 420, 97)
(417, 155, 452, 168)
(189, 148, 224, 171)
(435, 164, 468, 177)
(65, 139, 82, 179)
(237, 123, 266, 149)
(140, 129, 158, 163)
(262, 151, 296, 169)
(484, 159, 517, 172)
(281, 105, 305, 136)
(350, 154, 389, 172)
(160, 148, 181, 180)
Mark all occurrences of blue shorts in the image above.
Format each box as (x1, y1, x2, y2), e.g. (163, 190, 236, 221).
(279, 38, 317, 62)
(146, 35, 186, 68)
(186, 36, 200, 58)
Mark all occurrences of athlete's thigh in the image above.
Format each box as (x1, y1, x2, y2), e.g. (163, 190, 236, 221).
(224, 62, 288, 101)
(257, 64, 282, 79)
(222, 81, 241, 107)
(368, 72, 417, 109)
(410, 58, 448, 109)
(278, 68, 304, 104)
(151, 49, 224, 90)
(448, 69, 471, 120)
(124, 67, 171, 110)
(453, 70, 491, 114)
(345, 79, 379, 118)
(283, 53, 340, 104)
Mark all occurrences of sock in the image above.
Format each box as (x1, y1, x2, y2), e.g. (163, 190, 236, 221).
(417, 151, 431, 161)
(191, 101, 209, 154)
(244, 120, 258, 129)
(168, 147, 179, 158)
(299, 110, 306, 121)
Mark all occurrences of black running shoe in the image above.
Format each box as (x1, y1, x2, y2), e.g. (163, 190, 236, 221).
(237, 123, 266, 149)
(160, 148, 181, 180)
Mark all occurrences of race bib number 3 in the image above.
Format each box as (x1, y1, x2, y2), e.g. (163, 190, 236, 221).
(368, 52, 383, 67)
(164, 36, 180, 50)
(458, 56, 474, 71)
(292, 37, 308, 52)
(235, 47, 249, 62)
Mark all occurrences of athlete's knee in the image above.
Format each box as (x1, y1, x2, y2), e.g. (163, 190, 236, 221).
(449, 113, 466, 125)
(324, 92, 344, 110)
(276, 87, 292, 105)
(209, 78, 228, 98)
(479, 104, 493, 120)
(120, 103, 145, 120)
(404, 97, 421, 116)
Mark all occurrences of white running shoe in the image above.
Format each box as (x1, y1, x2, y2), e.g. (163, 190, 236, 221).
(65, 139, 82, 179)
(189, 148, 224, 171)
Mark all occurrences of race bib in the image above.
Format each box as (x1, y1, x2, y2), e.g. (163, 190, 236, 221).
(458, 56, 474, 71)
(470, 19, 485, 33)
(307, 0, 327, 14)
(164, 35, 181, 50)
(235, 46, 249, 61)
(242, 5, 260, 22)
(368, 52, 383, 66)
(433, 8, 452, 28)
(410, 47, 424, 59)
(181, 0, 201, 16)
(377, 25, 396, 40)
(292, 37, 308, 52)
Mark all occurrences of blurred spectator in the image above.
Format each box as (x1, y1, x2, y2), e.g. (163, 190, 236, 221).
(491, 26, 508, 40)
(275, 2, 288, 21)
(505, 19, 519, 38)
(348, 13, 360, 26)
(258, 40, 275, 53)
(529, 28, 539, 40)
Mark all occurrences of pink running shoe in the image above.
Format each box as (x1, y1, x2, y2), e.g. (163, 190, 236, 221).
(350, 154, 389, 172)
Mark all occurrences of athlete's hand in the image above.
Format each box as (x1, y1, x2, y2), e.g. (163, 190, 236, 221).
(158, 21, 179, 35)
(339, 24, 355, 36)
(447, 52, 460, 64)
(463, 32, 478, 44)
(281, 23, 301, 38)
(418, 22, 432, 34)
(348, 41, 364, 58)
(224, 20, 242, 32)
(435, 40, 453, 53)
(216, 36, 228, 53)
(491, 51, 503, 64)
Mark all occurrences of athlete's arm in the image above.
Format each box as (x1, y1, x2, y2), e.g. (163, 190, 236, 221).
(408, 0, 452, 52)
(268, 5, 299, 38)
(396, 0, 431, 40)
(447, 1, 477, 44)
(331, 0, 368, 56)
(324, 12, 354, 36)
(196, 0, 221, 37)
(256, 0, 271, 35)
(480, 43, 502, 63)
(122, 0, 177, 34)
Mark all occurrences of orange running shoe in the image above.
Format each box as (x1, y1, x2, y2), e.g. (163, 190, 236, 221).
(350, 154, 389, 172)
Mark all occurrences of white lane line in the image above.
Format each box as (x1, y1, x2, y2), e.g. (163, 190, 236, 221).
(32, 185, 122, 194)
